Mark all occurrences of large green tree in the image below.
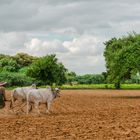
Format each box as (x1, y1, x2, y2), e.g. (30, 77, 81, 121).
(104, 33, 140, 89)
(27, 54, 67, 86)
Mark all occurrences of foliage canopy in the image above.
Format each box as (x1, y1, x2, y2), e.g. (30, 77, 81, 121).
(27, 54, 67, 86)
(104, 33, 140, 88)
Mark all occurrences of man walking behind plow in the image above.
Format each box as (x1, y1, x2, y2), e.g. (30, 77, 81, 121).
(0, 82, 7, 109)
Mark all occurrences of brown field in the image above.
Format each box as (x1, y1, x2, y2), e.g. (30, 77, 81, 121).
(0, 90, 140, 140)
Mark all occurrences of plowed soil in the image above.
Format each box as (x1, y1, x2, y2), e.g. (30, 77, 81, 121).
(0, 90, 140, 140)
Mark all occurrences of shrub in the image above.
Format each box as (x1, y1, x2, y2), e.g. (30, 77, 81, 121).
(0, 71, 35, 87)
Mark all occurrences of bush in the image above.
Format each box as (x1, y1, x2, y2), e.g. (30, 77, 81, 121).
(0, 58, 20, 72)
(27, 54, 67, 86)
(0, 71, 35, 87)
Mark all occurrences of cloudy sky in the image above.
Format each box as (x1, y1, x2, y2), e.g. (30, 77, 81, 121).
(0, 0, 140, 74)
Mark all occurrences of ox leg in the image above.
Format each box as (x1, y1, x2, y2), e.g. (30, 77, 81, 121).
(10, 98, 16, 109)
(29, 103, 33, 112)
(20, 100, 26, 112)
(26, 104, 32, 114)
(10, 98, 17, 114)
(35, 102, 40, 114)
(46, 102, 51, 114)
(26, 100, 29, 115)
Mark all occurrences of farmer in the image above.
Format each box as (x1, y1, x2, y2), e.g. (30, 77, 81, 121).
(0, 82, 7, 109)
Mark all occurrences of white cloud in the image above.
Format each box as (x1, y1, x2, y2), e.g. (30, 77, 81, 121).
(0, 0, 139, 35)
(63, 35, 104, 56)
(0, 0, 140, 73)
(59, 35, 105, 74)
(20, 34, 105, 74)
(24, 38, 69, 56)
(0, 32, 28, 55)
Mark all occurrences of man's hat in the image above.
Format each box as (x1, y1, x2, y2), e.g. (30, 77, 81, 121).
(0, 82, 7, 86)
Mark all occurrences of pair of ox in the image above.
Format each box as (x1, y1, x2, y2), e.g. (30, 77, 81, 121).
(10, 84, 60, 114)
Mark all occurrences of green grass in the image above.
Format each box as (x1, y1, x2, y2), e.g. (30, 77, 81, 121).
(6, 84, 140, 90)
(61, 84, 114, 89)
(121, 84, 140, 89)
(61, 84, 140, 90)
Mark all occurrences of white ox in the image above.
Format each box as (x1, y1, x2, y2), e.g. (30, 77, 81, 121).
(10, 84, 36, 110)
(26, 87, 60, 114)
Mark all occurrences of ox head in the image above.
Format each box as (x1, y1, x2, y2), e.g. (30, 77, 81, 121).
(31, 84, 37, 89)
(54, 88, 60, 98)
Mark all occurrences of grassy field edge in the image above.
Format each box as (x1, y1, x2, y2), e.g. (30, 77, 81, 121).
(6, 84, 140, 90)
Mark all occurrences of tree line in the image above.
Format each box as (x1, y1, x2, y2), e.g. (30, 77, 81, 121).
(0, 53, 107, 86)
(0, 32, 140, 88)
(0, 53, 66, 86)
